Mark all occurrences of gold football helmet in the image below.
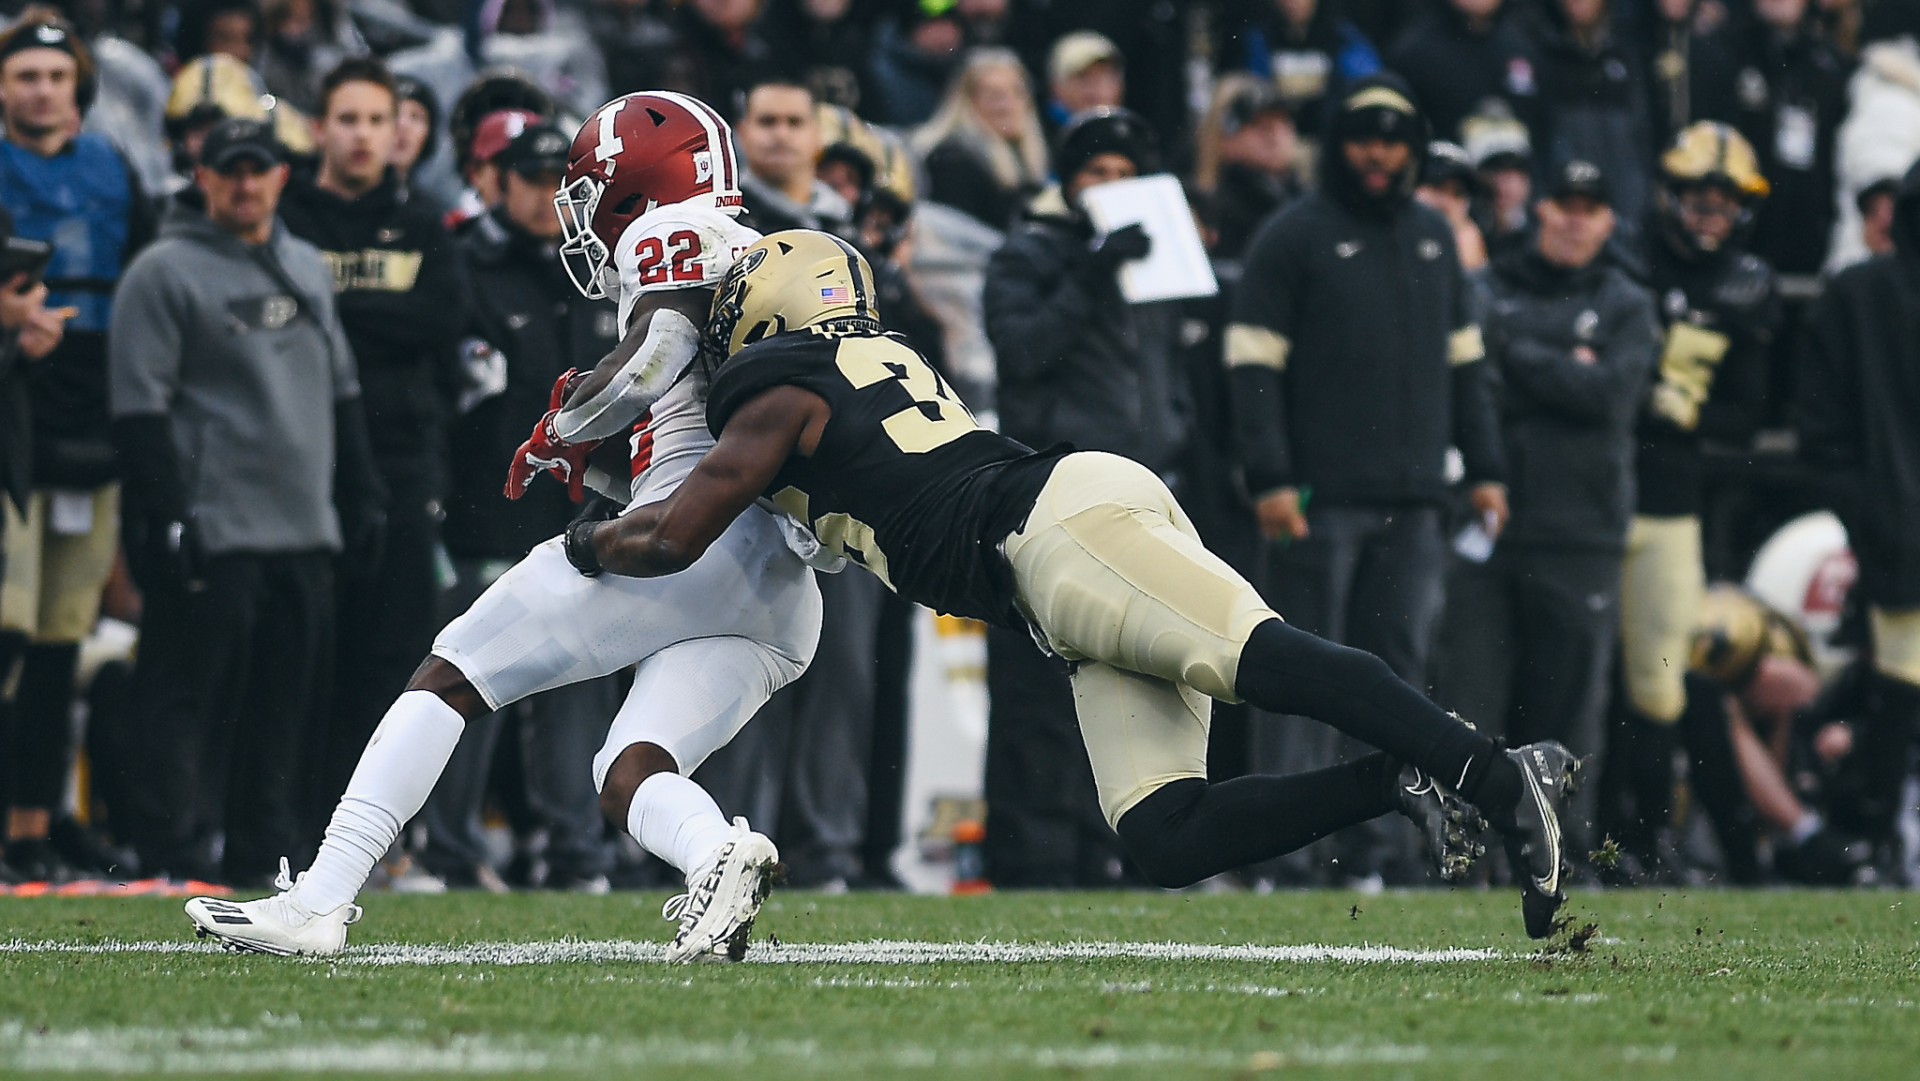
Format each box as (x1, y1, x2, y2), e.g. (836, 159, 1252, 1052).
(704, 230, 881, 365)
(1662, 121, 1769, 199)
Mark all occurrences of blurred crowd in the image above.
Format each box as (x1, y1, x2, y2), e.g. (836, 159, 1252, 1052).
(1, 0, 1918, 894)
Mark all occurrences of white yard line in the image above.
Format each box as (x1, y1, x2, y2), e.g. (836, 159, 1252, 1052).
(0, 1023, 1443, 1074)
(0, 937, 1498, 965)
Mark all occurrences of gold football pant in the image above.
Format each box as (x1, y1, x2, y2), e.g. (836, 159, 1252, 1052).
(1003, 452, 1280, 827)
(1870, 606, 1920, 688)
(1619, 514, 1705, 724)
(1, 486, 120, 644)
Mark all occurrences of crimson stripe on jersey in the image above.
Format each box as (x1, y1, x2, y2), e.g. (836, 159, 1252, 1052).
(629, 409, 656, 477)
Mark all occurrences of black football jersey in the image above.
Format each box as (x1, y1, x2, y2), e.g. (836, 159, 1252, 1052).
(707, 326, 1064, 627)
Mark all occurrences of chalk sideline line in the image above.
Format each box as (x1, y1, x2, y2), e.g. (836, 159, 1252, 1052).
(1, 938, 1499, 965)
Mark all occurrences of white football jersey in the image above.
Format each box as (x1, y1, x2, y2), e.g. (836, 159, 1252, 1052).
(610, 204, 761, 505)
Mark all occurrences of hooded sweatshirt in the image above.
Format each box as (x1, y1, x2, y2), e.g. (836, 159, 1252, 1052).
(1227, 73, 1506, 506)
(108, 205, 359, 554)
(1794, 159, 1920, 607)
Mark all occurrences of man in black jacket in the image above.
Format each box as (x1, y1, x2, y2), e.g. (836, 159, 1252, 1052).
(979, 107, 1187, 886)
(1612, 121, 1776, 878)
(1794, 158, 1920, 866)
(278, 57, 471, 839)
(1387, 0, 1540, 144)
(1437, 161, 1659, 856)
(418, 120, 623, 891)
(1227, 74, 1507, 885)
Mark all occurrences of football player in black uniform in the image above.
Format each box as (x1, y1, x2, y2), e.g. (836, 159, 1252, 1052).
(1612, 122, 1778, 881)
(571, 230, 1581, 938)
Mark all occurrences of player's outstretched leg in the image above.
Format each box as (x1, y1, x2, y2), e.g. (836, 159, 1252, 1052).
(186, 669, 477, 954)
(595, 636, 802, 962)
(1233, 619, 1578, 936)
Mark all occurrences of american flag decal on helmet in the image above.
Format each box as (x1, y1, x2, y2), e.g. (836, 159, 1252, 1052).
(821, 285, 850, 303)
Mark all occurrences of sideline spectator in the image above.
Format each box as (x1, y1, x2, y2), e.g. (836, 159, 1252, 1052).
(912, 48, 1049, 233)
(109, 117, 384, 885)
(0, 15, 145, 883)
(1436, 159, 1658, 860)
(1043, 31, 1124, 131)
(424, 119, 622, 892)
(980, 108, 1188, 886)
(0, 204, 69, 884)
(613, 0, 775, 117)
(1826, 14, 1920, 270)
(1642, 0, 1739, 149)
(257, 0, 370, 115)
(1856, 176, 1899, 254)
(1227, 75, 1506, 885)
(475, 0, 608, 119)
(1221, 0, 1381, 144)
(390, 76, 442, 192)
(1613, 122, 1776, 881)
(1517, 0, 1657, 223)
(1417, 140, 1490, 271)
(1464, 106, 1535, 257)
(277, 58, 471, 839)
(763, 0, 878, 112)
(1795, 157, 1920, 878)
(867, 0, 1013, 126)
(1192, 75, 1303, 261)
(1716, 0, 1852, 278)
(1388, 0, 1539, 144)
(736, 79, 855, 234)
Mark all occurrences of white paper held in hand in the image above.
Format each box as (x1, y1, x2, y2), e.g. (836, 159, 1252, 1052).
(1077, 174, 1219, 304)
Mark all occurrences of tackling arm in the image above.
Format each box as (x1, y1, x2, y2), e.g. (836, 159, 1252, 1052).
(569, 385, 826, 578)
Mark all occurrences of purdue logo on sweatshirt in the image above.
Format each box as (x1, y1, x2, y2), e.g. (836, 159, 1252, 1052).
(322, 248, 424, 293)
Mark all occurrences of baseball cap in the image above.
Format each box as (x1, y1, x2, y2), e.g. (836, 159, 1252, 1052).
(495, 120, 571, 177)
(200, 116, 284, 171)
(470, 108, 542, 166)
(1546, 159, 1610, 206)
(1048, 31, 1121, 85)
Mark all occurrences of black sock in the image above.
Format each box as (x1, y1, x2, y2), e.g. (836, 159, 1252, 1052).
(1233, 618, 1498, 800)
(1462, 754, 1521, 818)
(1115, 754, 1397, 889)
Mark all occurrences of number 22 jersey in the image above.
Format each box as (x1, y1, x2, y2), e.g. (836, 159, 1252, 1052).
(610, 203, 759, 504)
(706, 326, 1066, 627)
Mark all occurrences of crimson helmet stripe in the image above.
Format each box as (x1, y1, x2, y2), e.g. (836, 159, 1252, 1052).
(655, 90, 736, 196)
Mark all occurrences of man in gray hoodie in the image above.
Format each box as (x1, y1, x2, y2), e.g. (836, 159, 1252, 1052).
(108, 116, 385, 885)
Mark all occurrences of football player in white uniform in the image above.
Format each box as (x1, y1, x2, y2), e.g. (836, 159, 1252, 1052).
(186, 92, 822, 962)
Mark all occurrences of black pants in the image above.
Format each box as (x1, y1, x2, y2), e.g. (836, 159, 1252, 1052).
(126, 551, 334, 882)
(1252, 503, 1446, 883)
(982, 624, 1131, 887)
(1433, 545, 1620, 854)
(310, 466, 441, 836)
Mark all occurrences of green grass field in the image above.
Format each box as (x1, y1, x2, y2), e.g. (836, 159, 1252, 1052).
(3, 888, 1917, 1078)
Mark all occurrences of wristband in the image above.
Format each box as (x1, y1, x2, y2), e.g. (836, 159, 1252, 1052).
(565, 519, 604, 577)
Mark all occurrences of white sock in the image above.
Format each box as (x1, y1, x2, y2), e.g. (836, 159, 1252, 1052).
(296, 690, 466, 913)
(627, 772, 734, 883)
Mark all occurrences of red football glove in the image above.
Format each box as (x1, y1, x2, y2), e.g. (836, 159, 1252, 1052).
(505, 369, 601, 502)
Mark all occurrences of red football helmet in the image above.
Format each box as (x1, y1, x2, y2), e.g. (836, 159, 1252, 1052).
(555, 91, 743, 299)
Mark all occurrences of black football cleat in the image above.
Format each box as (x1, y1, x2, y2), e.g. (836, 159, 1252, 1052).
(1393, 763, 1486, 883)
(1489, 742, 1581, 939)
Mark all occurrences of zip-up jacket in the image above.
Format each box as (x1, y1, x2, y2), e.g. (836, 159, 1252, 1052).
(1484, 247, 1659, 550)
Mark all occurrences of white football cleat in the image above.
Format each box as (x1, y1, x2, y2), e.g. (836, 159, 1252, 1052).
(661, 818, 780, 963)
(185, 858, 362, 956)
